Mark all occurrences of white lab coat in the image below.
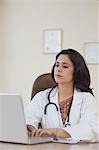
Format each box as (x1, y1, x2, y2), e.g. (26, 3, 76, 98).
(25, 87, 98, 142)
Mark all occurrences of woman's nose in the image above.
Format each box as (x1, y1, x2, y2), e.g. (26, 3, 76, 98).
(57, 65, 62, 72)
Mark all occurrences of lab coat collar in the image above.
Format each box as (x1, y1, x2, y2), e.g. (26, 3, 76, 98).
(49, 87, 82, 105)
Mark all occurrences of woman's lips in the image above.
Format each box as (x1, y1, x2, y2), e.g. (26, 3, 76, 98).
(55, 74, 62, 77)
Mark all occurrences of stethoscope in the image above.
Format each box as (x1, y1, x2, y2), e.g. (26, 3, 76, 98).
(44, 87, 73, 127)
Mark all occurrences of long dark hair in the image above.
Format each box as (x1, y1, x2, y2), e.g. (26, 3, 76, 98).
(51, 49, 93, 95)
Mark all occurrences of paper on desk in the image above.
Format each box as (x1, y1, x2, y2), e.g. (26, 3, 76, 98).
(53, 137, 80, 144)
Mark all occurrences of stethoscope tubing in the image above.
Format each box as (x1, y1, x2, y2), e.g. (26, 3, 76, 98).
(44, 87, 73, 125)
(44, 102, 58, 115)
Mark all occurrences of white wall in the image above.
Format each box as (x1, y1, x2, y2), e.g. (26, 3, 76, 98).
(97, 0, 99, 118)
(0, 0, 4, 90)
(0, 0, 99, 116)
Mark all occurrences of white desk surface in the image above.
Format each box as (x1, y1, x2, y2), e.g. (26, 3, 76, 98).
(0, 142, 99, 150)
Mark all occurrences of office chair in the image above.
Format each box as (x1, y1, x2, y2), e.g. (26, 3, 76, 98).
(28, 73, 56, 129)
(31, 73, 57, 100)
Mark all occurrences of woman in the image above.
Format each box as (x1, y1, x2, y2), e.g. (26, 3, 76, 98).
(25, 49, 98, 142)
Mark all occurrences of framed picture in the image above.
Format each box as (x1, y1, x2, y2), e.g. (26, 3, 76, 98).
(43, 29, 62, 54)
(84, 42, 99, 64)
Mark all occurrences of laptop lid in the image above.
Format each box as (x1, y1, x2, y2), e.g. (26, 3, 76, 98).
(0, 93, 29, 144)
(0, 93, 53, 144)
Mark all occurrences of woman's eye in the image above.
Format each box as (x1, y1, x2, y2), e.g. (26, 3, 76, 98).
(55, 64, 59, 67)
(55, 64, 68, 68)
(63, 66, 68, 68)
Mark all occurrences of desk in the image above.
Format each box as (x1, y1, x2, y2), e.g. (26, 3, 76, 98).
(0, 142, 99, 150)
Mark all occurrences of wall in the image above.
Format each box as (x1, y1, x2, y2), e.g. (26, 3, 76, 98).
(0, 0, 98, 115)
(97, 0, 99, 118)
(0, 0, 4, 90)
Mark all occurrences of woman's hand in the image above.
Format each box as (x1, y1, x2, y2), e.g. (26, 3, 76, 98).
(55, 128, 71, 138)
(27, 125, 35, 136)
(31, 128, 56, 137)
(30, 128, 71, 138)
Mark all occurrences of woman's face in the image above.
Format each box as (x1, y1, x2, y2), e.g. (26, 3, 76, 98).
(54, 54, 74, 84)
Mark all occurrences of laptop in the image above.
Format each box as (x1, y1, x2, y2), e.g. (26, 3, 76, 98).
(0, 93, 53, 144)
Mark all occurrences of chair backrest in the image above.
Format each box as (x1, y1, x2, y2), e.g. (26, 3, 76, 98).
(31, 73, 57, 100)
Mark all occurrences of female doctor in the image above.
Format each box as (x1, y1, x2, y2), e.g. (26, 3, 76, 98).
(25, 49, 97, 142)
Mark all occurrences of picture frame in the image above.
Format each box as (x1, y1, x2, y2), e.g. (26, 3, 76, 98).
(84, 42, 99, 64)
(43, 29, 62, 54)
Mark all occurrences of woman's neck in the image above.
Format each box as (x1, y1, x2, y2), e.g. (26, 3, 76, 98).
(58, 83, 74, 102)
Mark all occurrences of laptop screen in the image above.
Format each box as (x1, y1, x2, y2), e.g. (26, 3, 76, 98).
(0, 93, 29, 144)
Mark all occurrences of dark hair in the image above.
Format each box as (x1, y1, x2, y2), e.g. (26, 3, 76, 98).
(51, 49, 93, 95)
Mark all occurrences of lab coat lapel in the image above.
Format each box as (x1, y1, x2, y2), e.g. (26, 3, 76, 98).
(69, 89, 83, 125)
(49, 88, 63, 127)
